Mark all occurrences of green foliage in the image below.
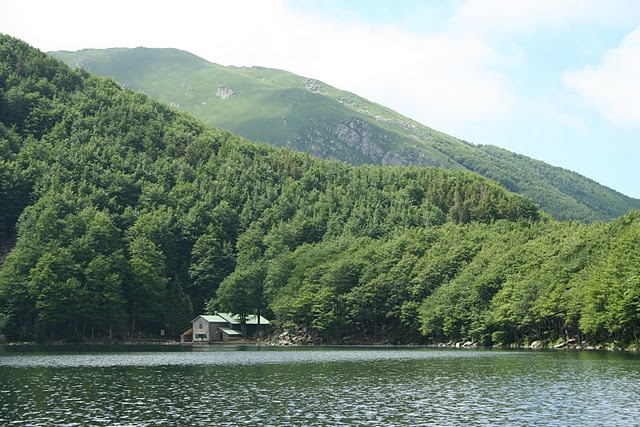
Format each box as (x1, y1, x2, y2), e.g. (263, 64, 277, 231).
(188, 230, 235, 312)
(579, 213, 640, 341)
(0, 35, 638, 347)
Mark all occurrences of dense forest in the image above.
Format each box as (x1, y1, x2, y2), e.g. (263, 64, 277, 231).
(1, 35, 639, 348)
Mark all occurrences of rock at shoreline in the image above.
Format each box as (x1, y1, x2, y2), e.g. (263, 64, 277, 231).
(554, 338, 577, 349)
(271, 329, 314, 346)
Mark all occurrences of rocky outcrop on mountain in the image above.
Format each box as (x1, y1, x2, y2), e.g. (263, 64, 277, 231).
(73, 60, 90, 71)
(382, 151, 411, 166)
(328, 119, 385, 161)
(303, 78, 324, 94)
(216, 85, 234, 100)
(286, 118, 442, 168)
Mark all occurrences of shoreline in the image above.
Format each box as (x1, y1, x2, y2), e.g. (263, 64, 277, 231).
(0, 339, 636, 352)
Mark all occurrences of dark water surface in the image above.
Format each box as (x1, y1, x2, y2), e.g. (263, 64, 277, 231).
(0, 345, 638, 426)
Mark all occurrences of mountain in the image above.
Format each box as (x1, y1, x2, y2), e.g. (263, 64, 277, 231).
(51, 47, 640, 222)
(0, 34, 539, 340)
(2, 35, 639, 348)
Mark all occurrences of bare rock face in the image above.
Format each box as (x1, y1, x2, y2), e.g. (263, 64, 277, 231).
(287, 117, 442, 168)
(328, 119, 384, 161)
(73, 60, 91, 71)
(303, 79, 324, 94)
(332, 122, 363, 147)
(382, 151, 411, 166)
(216, 85, 234, 100)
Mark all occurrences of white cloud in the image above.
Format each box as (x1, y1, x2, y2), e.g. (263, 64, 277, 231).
(563, 28, 640, 128)
(449, 0, 640, 34)
(224, 4, 518, 133)
(0, 0, 518, 134)
(250, 21, 518, 132)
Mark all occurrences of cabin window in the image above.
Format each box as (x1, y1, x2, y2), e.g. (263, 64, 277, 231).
(199, 322, 203, 329)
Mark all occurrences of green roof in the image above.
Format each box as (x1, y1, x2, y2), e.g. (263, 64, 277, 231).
(193, 314, 228, 323)
(217, 326, 242, 336)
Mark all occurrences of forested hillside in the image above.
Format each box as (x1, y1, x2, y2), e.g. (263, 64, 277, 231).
(52, 47, 640, 222)
(1, 35, 639, 348)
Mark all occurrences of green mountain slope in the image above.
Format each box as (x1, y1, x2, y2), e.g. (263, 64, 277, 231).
(2, 35, 639, 348)
(0, 34, 539, 340)
(52, 47, 640, 222)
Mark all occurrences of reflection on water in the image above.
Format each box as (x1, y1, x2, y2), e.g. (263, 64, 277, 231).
(0, 346, 638, 426)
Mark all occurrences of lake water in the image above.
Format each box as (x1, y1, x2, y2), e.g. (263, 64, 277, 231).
(0, 345, 638, 426)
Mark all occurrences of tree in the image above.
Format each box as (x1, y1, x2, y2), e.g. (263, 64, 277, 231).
(27, 248, 79, 339)
(188, 230, 235, 312)
(580, 218, 640, 342)
(84, 252, 127, 340)
(127, 235, 168, 333)
(212, 261, 266, 336)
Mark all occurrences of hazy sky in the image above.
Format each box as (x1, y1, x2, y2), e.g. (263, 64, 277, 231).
(1, 0, 639, 198)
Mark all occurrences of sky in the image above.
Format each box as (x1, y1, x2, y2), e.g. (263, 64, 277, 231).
(1, 0, 639, 198)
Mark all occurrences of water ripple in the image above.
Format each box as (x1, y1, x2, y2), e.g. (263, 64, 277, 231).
(0, 347, 638, 426)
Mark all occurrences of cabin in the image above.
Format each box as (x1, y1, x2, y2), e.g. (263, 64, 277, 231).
(188, 313, 271, 343)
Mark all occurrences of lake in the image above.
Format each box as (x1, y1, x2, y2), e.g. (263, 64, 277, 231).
(0, 345, 638, 426)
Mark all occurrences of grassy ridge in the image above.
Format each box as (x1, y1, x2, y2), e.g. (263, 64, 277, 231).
(52, 47, 640, 222)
